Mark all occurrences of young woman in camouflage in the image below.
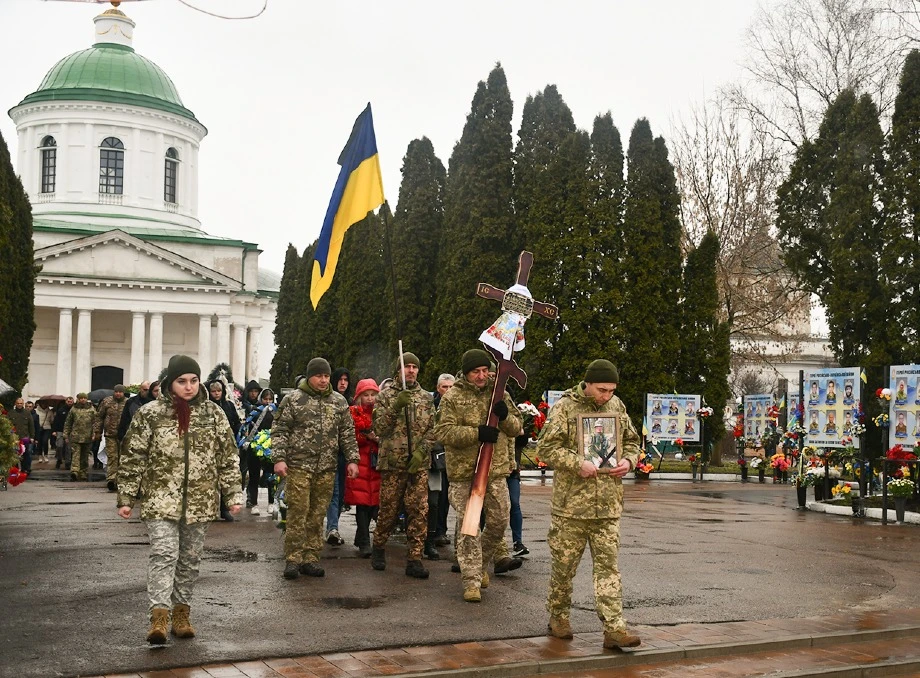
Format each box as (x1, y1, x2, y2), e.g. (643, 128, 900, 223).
(116, 355, 243, 644)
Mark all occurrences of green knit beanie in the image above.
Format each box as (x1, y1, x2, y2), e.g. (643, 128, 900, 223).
(164, 354, 201, 390)
(306, 357, 331, 378)
(76, 392, 88, 400)
(393, 352, 421, 373)
(462, 349, 491, 375)
(584, 359, 619, 384)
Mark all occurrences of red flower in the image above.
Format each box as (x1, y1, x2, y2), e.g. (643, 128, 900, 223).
(887, 444, 918, 461)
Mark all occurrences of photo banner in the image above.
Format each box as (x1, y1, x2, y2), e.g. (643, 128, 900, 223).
(645, 393, 702, 442)
(888, 365, 920, 449)
(743, 394, 773, 441)
(787, 391, 801, 428)
(803, 367, 861, 449)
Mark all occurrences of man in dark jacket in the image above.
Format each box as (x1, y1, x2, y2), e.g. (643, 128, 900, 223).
(6, 398, 35, 475)
(208, 379, 242, 521)
(52, 396, 74, 469)
(117, 381, 153, 443)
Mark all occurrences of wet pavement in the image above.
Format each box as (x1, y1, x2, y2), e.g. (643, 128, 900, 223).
(3, 468, 920, 677)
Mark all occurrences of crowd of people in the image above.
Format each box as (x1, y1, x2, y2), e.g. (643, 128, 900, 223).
(3, 352, 643, 652)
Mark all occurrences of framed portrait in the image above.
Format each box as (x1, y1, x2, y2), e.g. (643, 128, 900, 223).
(577, 413, 619, 469)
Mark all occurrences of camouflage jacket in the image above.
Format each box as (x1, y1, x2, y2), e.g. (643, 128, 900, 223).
(536, 383, 641, 520)
(432, 376, 522, 484)
(117, 388, 243, 523)
(373, 381, 435, 471)
(64, 402, 96, 443)
(272, 384, 358, 473)
(95, 395, 127, 439)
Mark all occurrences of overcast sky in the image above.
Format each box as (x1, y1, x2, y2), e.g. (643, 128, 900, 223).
(1, 0, 762, 276)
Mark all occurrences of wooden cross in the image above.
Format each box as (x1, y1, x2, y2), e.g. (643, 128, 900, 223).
(461, 251, 558, 536)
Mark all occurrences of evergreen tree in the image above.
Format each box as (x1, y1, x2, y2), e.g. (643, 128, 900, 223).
(885, 50, 920, 361)
(619, 119, 683, 423)
(676, 231, 731, 439)
(777, 89, 892, 368)
(429, 64, 516, 378)
(513, 85, 578, 399)
(586, 112, 627, 367)
(334, 210, 390, 381)
(0, 130, 35, 394)
(389, 137, 446, 377)
(269, 244, 302, 392)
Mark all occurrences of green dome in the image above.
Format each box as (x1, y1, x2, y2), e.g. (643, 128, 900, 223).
(17, 43, 200, 123)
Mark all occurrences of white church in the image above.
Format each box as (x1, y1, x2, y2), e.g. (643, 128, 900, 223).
(9, 7, 278, 398)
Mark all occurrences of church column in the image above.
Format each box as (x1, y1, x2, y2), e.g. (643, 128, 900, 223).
(130, 312, 146, 384)
(216, 316, 231, 366)
(232, 323, 247, 384)
(149, 313, 164, 379)
(56, 309, 73, 395)
(74, 309, 92, 391)
(198, 315, 212, 372)
(247, 325, 261, 382)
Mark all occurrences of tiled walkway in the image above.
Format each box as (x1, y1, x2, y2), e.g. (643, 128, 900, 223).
(91, 608, 920, 678)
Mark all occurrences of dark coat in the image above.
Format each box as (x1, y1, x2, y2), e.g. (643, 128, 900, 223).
(207, 380, 242, 437)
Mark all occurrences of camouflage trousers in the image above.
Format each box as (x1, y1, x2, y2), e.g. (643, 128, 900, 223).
(373, 469, 428, 560)
(448, 478, 510, 589)
(546, 514, 625, 633)
(105, 436, 121, 483)
(145, 519, 209, 611)
(284, 469, 335, 565)
(71, 442, 92, 479)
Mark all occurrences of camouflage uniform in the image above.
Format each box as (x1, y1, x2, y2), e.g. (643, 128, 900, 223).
(95, 394, 127, 483)
(536, 383, 641, 632)
(433, 375, 521, 591)
(272, 383, 358, 566)
(117, 387, 243, 611)
(372, 381, 435, 560)
(64, 402, 96, 480)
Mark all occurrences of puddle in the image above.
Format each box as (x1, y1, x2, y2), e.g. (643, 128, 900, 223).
(45, 501, 93, 505)
(110, 541, 149, 546)
(322, 596, 385, 610)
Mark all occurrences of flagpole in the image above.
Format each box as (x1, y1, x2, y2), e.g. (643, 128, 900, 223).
(381, 201, 413, 459)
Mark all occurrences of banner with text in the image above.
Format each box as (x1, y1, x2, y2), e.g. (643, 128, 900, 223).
(888, 365, 920, 449)
(646, 394, 702, 442)
(803, 367, 861, 448)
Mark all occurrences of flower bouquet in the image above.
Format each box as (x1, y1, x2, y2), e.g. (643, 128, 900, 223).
(697, 406, 713, 420)
(831, 483, 852, 499)
(792, 472, 815, 488)
(770, 453, 791, 472)
(887, 477, 916, 497)
(0, 415, 22, 490)
(635, 450, 654, 477)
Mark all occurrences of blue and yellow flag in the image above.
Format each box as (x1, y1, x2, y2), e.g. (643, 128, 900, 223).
(311, 103, 385, 308)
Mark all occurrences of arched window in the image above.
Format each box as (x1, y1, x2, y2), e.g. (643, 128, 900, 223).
(40, 136, 56, 194)
(164, 147, 179, 204)
(99, 137, 124, 194)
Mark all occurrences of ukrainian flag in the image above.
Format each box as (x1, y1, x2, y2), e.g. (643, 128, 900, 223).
(311, 103, 385, 308)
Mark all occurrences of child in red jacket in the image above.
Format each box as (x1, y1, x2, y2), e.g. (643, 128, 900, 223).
(344, 379, 381, 557)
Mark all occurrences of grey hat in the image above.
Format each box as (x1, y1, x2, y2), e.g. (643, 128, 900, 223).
(306, 357, 332, 378)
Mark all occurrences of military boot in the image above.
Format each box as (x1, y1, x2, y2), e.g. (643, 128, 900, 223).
(171, 604, 195, 638)
(547, 616, 573, 639)
(146, 607, 169, 644)
(371, 548, 386, 571)
(480, 571, 490, 589)
(405, 560, 429, 579)
(494, 556, 523, 574)
(463, 585, 481, 603)
(603, 629, 641, 649)
(423, 539, 440, 560)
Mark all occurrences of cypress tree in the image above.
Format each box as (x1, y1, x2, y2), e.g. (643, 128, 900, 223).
(619, 120, 683, 423)
(513, 85, 578, 399)
(586, 112, 627, 368)
(429, 64, 516, 378)
(269, 244, 303, 392)
(389, 137, 446, 378)
(885, 50, 920, 360)
(777, 89, 892, 368)
(676, 231, 731, 439)
(0, 130, 36, 394)
(334, 210, 390, 381)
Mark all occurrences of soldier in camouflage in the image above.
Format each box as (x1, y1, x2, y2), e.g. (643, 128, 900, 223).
(95, 384, 127, 492)
(537, 359, 642, 650)
(64, 393, 96, 481)
(272, 357, 359, 580)
(433, 349, 522, 603)
(370, 352, 436, 579)
(117, 354, 243, 644)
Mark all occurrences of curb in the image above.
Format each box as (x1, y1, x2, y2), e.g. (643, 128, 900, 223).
(392, 624, 920, 678)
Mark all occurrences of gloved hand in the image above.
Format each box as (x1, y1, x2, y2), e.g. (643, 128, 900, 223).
(478, 425, 500, 444)
(394, 391, 413, 411)
(492, 401, 509, 421)
(407, 446, 428, 474)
